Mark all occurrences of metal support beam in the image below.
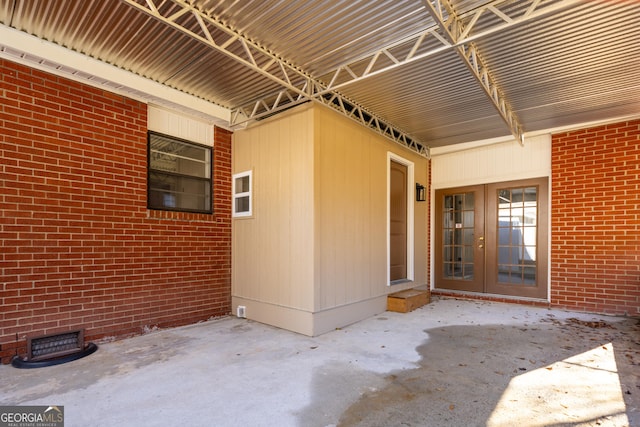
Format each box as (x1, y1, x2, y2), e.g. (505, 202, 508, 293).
(319, 0, 578, 95)
(121, 0, 429, 158)
(422, 0, 533, 145)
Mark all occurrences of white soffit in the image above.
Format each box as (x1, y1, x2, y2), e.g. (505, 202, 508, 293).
(0, 25, 231, 128)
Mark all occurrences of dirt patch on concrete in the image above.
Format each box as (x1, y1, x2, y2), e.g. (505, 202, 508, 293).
(338, 315, 639, 427)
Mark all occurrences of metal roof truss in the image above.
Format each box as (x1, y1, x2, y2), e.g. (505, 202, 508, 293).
(420, 0, 572, 146)
(122, 0, 429, 157)
(320, 0, 579, 92)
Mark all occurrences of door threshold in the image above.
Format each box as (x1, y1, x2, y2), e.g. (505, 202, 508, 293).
(431, 288, 549, 305)
(390, 279, 413, 286)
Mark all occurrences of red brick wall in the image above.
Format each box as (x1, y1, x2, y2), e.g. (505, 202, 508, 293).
(0, 59, 232, 363)
(551, 120, 640, 316)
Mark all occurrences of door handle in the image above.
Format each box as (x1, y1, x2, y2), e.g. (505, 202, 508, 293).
(478, 236, 484, 249)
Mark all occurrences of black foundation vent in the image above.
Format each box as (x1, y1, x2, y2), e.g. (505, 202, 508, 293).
(28, 330, 85, 361)
(12, 329, 98, 368)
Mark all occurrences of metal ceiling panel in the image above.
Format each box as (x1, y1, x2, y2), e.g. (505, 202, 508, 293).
(198, 0, 433, 77)
(3, 0, 285, 108)
(1, 0, 639, 148)
(476, 0, 640, 134)
(338, 50, 511, 146)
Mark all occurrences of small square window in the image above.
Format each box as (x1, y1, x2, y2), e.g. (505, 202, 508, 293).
(148, 131, 212, 213)
(233, 170, 252, 217)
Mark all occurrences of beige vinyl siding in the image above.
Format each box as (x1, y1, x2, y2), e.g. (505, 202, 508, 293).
(232, 105, 315, 312)
(315, 106, 388, 311)
(431, 134, 551, 189)
(232, 103, 428, 335)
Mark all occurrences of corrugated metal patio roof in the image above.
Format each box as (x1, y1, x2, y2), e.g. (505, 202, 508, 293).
(1, 0, 639, 151)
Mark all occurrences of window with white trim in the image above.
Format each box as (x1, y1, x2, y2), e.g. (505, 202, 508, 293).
(232, 170, 252, 217)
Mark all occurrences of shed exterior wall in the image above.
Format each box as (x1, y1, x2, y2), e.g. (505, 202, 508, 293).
(314, 105, 429, 309)
(232, 103, 429, 335)
(231, 105, 316, 324)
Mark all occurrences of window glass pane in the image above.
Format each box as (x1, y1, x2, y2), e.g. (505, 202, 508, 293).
(498, 208, 511, 222)
(463, 193, 474, 210)
(444, 262, 454, 278)
(463, 246, 474, 262)
(524, 207, 537, 225)
(495, 186, 538, 286)
(443, 246, 452, 261)
(524, 245, 537, 262)
(232, 171, 252, 217)
(508, 268, 523, 284)
(454, 229, 462, 245)
(148, 132, 212, 213)
(453, 261, 463, 278)
(498, 247, 510, 264)
(524, 187, 537, 202)
(523, 267, 536, 284)
(463, 211, 474, 228)
(444, 195, 453, 209)
(235, 175, 250, 194)
(453, 194, 464, 208)
(463, 228, 475, 246)
(149, 167, 211, 212)
(235, 196, 250, 213)
(463, 263, 474, 278)
(511, 188, 523, 203)
(150, 134, 210, 179)
(444, 230, 453, 245)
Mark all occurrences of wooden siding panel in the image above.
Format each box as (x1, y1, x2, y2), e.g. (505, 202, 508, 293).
(147, 105, 214, 147)
(232, 106, 315, 312)
(432, 135, 551, 189)
(288, 114, 315, 310)
(316, 106, 428, 311)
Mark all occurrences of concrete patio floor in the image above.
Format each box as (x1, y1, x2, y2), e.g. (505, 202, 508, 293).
(1, 297, 639, 427)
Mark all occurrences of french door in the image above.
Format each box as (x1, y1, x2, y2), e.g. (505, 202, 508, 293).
(435, 178, 548, 299)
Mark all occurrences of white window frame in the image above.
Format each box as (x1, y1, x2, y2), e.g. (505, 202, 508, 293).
(232, 170, 253, 218)
(387, 152, 415, 285)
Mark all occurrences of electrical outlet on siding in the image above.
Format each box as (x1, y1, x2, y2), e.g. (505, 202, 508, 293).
(237, 306, 246, 318)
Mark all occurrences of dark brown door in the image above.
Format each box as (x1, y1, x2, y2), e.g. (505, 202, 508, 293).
(435, 185, 485, 292)
(389, 160, 407, 281)
(435, 178, 548, 299)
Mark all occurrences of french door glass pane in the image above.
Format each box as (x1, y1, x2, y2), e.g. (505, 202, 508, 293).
(443, 192, 475, 280)
(496, 186, 538, 286)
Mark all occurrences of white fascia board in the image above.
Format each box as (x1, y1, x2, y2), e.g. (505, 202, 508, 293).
(0, 25, 231, 127)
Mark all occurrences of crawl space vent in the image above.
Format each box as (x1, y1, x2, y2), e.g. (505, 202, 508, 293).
(28, 330, 85, 361)
(12, 329, 98, 368)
